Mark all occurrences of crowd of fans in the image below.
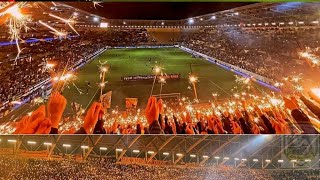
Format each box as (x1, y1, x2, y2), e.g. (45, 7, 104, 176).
(0, 156, 318, 180)
(1, 87, 319, 134)
(0, 27, 319, 134)
(0, 28, 150, 115)
(181, 27, 320, 82)
(0, 156, 319, 180)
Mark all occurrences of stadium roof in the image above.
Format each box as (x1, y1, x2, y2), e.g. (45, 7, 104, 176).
(2, 2, 319, 29)
(1, 135, 319, 169)
(66, 2, 253, 20)
(186, 2, 320, 26)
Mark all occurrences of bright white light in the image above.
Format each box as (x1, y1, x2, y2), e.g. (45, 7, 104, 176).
(265, 159, 271, 163)
(188, 18, 194, 24)
(305, 159, 311, 162)
(44, 142, 52, 146)
(200, 18, 203, 21)
(176, 153, 183, 156)
(190, 154, 196, 158)
(161, 22, 164, 25)
(93, 17, 99, 22)
(234, 158, 239, 161)
(278, 159, 284, 163)
(147, 151, 154, 154)
(163, 152, 169, 156)
(100, 22, 108, 28)
(288, 22, 294, 25)
(279, 22, 285, 25)
(63, 144, 71, 147)
(203, 155, 209, 158)
(81, 145, 89, 149)
(132, 150, 140, 153)
(211, 16, 216, 20)
(214, 156, 220, 159)
(242, 158, 247, 161)
(291, 159, 297, 163)
(223, 157, 229, 160)
(123, 21, 126, 25)
(234, 12, 239, 15)
(73, 12, 79, 16)
(312, 21, 319, 24)
(116, 148, 123, 152)
(271, 23, 276, 25)
(8, 140, 17, 143)
(298, 21, 304, 24)
(100, 147, 107, 151)
(189, 75, 198, 83)
(27, 141, 36, 145)
(253, 159, 259, 162)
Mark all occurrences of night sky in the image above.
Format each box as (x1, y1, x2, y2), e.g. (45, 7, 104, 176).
(67, 2, 254, 20)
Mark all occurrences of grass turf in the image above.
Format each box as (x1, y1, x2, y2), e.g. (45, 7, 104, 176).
(61, 48, 268, 112)
(2, 47, 269, 121)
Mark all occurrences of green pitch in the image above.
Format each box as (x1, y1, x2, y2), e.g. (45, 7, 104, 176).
(62, 48, 268, 112)
(2, 48, 270, 121)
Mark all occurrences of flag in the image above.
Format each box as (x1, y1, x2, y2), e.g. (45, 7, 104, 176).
(71, 102, 82, 115)
(125, 98, 138, 109)
(100, 91, 112, 109)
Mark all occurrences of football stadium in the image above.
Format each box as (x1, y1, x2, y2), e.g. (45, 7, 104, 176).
(0, 2, 320, 134)
(0, 135, 318, 179)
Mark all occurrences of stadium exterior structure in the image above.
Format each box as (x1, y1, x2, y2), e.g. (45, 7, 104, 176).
(0, 135, 318, 170)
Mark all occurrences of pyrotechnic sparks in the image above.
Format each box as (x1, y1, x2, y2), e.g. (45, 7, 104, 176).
(158, 76, 166, 98)
(38, 20, 67, 37)
(189, 74, 198, 100)
(233, 93, 240, 99)
(93, 1, 103, 9)
(48, 13, 79, 35)
(32, 97, 44, 105)
(212, 93, 219, 98)
(294, 85, 303, 93)
(235, 75, 252, 91)
(274, 82, 284, 88)
(189, 75, 198, 83)
(52, 72, 76, 92)
(299, 51, 320, 67)
(100, 66, 108, 73)
(99, 65, 108, 97)
(43, 61, 56, 72)
(46, 63, 55, 69)
(99, 82, 106, 88)
(153, 65, 162, 74)
(150, 65, 163, 97)
(0, 2, 30, 59)
(291, 76, 302, 83)
(159, 77, 166, 84)
(269, 97, 282, 106)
